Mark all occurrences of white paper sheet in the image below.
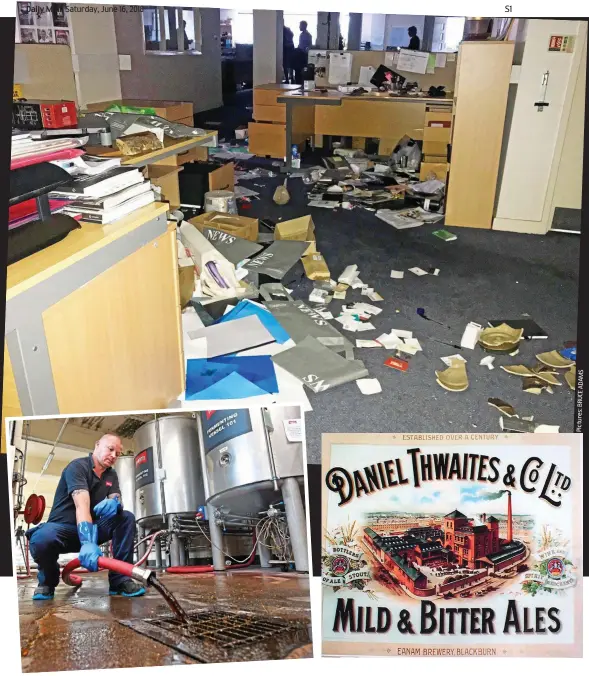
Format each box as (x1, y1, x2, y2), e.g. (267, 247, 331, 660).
(358, 65, 376, 86)
(390, 270, 405, 279)
(328, 52, 353, 85)
(409, 267, 429, 276)
(356, 378, 382, 395)
(397, 49, 430, 74)
(435, 53, 447, 68)
(441, 354, 467, 367)
(283, 418, 303, 442)
(356, 339, 383, 348)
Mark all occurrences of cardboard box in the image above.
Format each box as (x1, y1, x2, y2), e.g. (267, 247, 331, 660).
(85, 99, 193, 122)
(275, 215, 316, 241)
(419, 161, 448, 182)
(188, 212, 259, 242)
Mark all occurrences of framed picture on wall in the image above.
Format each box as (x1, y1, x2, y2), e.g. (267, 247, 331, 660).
(20, 27, 37, 43)
(55, 29, 69, 45)
(17, 2, 35, 26)
(35, 3, 54, 27)
(37, 28, 54, 44)
(51, 3, 68, 27)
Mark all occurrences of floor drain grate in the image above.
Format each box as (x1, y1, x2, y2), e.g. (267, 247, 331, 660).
(119, 609, 311, 663)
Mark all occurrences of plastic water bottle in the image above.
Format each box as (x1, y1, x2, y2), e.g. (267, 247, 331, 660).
(291, 144, 301, 169)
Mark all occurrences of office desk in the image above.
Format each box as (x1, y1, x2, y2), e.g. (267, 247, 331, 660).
(3, 202, 184, 421)
(87, 132, 219, 208)
(276, 89, 452, 170)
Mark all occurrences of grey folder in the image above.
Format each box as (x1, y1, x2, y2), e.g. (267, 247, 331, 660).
(187, 314, 275, 358)
(272, 336, 369, 393)
(203, 226, 264, 265)
(244, 240, 309, 279)
(263, 295, 354, 358)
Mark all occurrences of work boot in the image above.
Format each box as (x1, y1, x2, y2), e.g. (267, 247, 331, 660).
(109, 579, 146, 597)
(32, 585, 55, 600)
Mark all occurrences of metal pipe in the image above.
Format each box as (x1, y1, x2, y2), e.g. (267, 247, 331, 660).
(281, 478, 309, 573)
(155, 540, 163, 569)
(208, 512, 226, 571)
(168, 514, 182, 567)
(32, 417, 69, 491)
(178, 539, 187, 566)
(136, 526, 147, 563)
(256, 524, 272, 568)
(195, 412, 211, 501)
(261, 408, 279, 492)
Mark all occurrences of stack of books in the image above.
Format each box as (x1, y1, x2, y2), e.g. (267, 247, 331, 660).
(49, 165, 155, 224)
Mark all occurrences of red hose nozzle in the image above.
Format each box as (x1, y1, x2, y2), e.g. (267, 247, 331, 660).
(62, 556, 154, 587)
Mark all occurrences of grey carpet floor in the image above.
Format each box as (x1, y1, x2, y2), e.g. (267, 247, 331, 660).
(239, 172, 580, 464)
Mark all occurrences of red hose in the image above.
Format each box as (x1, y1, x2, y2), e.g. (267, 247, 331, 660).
(166, 533, 256, 574)
(62, 556, 141, 587)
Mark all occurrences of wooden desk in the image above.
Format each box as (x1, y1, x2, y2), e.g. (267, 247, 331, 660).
(276, 89, 452, 170)
(3, 202, 184, 421)
(86, 133, 219, 208)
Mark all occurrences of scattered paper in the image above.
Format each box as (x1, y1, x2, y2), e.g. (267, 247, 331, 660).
(351, 277, 364, 289)
(409, 267, 429, 276)
(431, 268, 440, 276)
(367, 290, 384, 302)
(461, 322, 483, 349)
(309, 288, 330, 304)
(316, 309, 334, 320)
(356, 378, 382, 395)
(356, 339, 383, 348)
(405, 338, 422, 352)
(334, 290, 347, 300)
(480, 356, 496, 370)
(534, 424, 560, 433)
(390, 329, 413, 339)
(441, 354, 467, 367)
(390, 270, 405, 279)
(283, 418, 303, 442)
(235, 267, 249, 280)
(376, 209, 423, 230)
(376, 332, 405, 349)
(308, 200, 337, 208)
(338, 265, 358, 285)
(435, 53, 447, 68)
(355, 322, 376, 332)
(344, 303, 382, 316)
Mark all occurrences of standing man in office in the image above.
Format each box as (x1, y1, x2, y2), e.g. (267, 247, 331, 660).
(26, 433, 145, 600)
(407, 25, 421, 50)
(298, 20, 313, 52)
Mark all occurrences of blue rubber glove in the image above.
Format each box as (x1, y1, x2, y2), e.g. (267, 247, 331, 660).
(94, 495, 121, 520)
(77, 522, 100, 572)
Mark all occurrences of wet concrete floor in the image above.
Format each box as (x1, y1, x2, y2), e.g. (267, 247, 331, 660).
(18, 568, 312, 672)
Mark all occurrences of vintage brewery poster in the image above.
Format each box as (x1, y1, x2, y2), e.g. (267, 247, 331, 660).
(321, 434, 582, 657)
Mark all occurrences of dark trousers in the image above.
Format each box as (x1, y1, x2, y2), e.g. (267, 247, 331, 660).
(27, 510, 136, 589)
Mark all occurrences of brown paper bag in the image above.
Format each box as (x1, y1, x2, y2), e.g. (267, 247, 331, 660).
(302, 253, 331, 281)
(275, 215, 316, 241)
(188, 212, 259, 242)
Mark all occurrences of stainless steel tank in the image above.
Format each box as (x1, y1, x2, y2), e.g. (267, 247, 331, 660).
(133, 416, 206, 528)
(201, 406, 304, 516)
(115, 453, 136, 515)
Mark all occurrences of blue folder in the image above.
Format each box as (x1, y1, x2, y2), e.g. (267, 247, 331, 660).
(216, 300, 290, 344)
(185, 355, 279, 400)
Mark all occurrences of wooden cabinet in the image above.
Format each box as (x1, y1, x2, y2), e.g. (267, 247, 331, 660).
(4, 204, 184, 419)
(42, 227, 183, 414)
(445, 42, 515, 228)
(249, 84, 313, 159)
